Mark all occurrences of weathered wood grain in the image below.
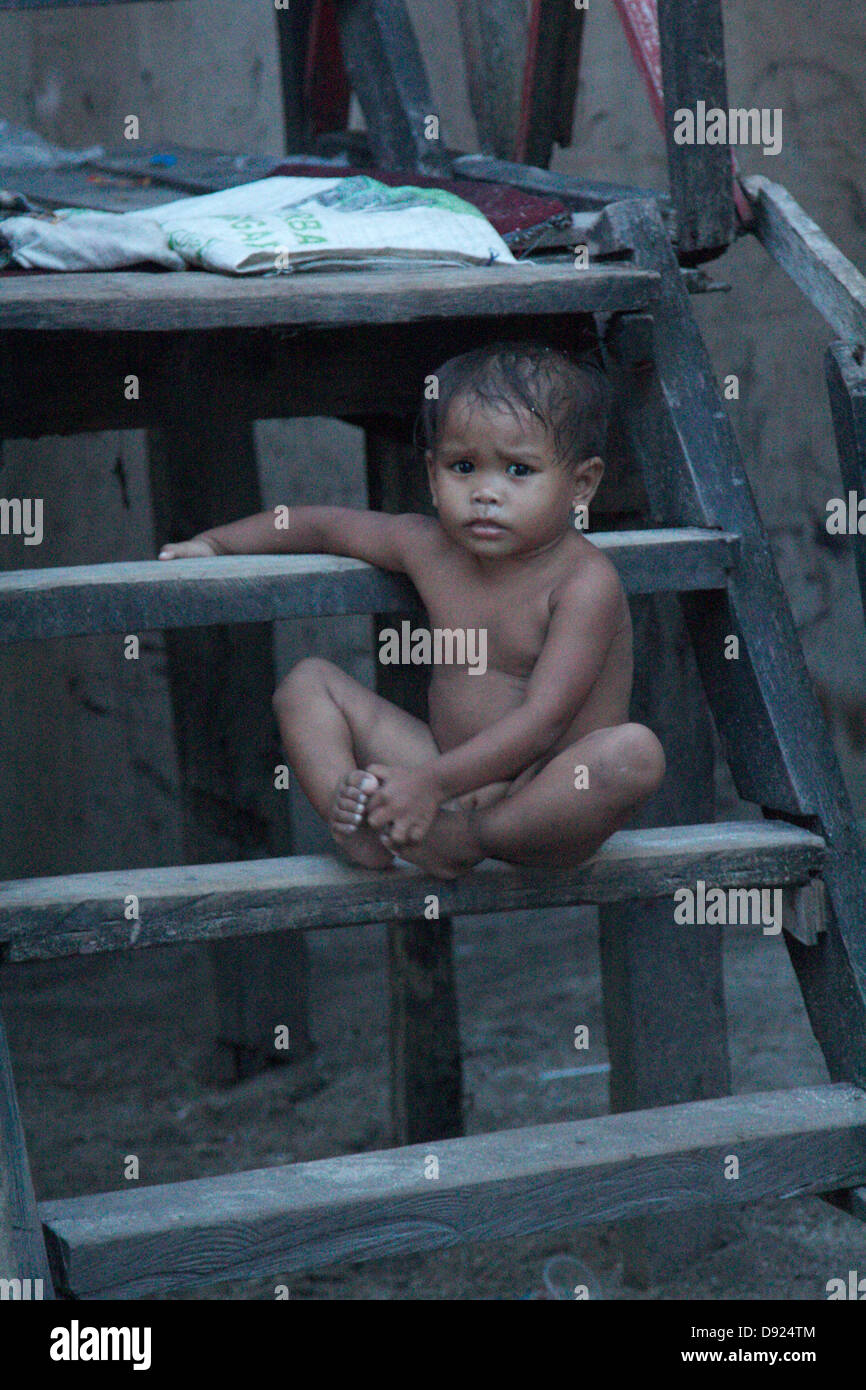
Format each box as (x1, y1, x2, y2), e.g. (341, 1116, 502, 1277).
(825, 344, 866, 625)
(39, 1082, 866, 1298)
(0, 264, 659, 334)
(0, 530, 738, 643)
(0, 822, 825, 962)
(0, 1004, 54, 1292)
(600, 195, 866, 1083)
(658, 0, 735, 261)
(744, 176, 866, 342)
(453, 154, 672, 215)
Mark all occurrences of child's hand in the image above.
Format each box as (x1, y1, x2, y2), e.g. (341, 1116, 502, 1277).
(158, 538, 219, 560)
(364, 764, 444, 848)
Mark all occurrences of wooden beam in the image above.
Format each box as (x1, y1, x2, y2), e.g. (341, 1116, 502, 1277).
(515, 0, 585, 167)
(657, 0, 735, 260)
(599, 195, 866, 1084)
(39, 1082, 866, 1298)
(826, 344, 866, 626)
(364, 428, 463, 1144)
(0, 264, 659, 334)
(0, 822, 825, 963)
(333, 0, 449, 174)
(456, 0, 526, 161)
(0, 1004, 54, 1294)
(0, 531, 738, 643)
(453, 153, 672, 215)
(743, 176, 866, 343)
(147, 410, 313, 1084)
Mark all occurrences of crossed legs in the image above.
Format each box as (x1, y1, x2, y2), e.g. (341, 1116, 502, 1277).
(272, 657, 666, 879)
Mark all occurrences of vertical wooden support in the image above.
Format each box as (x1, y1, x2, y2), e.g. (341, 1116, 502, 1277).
(0, 1002, 54, 1295)
(514, 0, 585, 167)
(334, 0, 450, 173)
(274, 0, 316, 154)
(599, 195, 866, 1086)
(598, 593, 728, 1287)
(147, 404, 313, 1083)
(364, 425, 464, 1143)
(657, 0, 735, 261)
(456, 0, 527, 160)
(825, 343, 866, 626)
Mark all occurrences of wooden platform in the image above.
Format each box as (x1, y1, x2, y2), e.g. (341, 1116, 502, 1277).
(0, 530, 738, 641)
(39, 1082, 866, 1298)
(0, 821, 825, 961)
(0, 263, 659, 333)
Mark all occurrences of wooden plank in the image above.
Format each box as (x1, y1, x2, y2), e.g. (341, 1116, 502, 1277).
(0, 264, 659, 334)
(334, 0, 449, 174)
(782, 879, 826, 947)
(0, 530, 737, 643)
(657, 0, 735, 260)
(456, 0, 526, 161)
(743, 176, 866, 343)
(0, 1003, 54, 1294)
(599, 195, 866, 1083)
(515, 0, 585, 167)
(453, 153, 672, 215)
(365, 427, 463, 1143)
(147, 410, 313, 1084)
(825, 344, 866, 623)
(599, 586, 726, 1285)
(39, 1082, 866, 1298)
(0, 822, 825, 963)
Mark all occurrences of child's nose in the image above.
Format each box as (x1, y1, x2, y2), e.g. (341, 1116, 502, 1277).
(471, 482, 499, 504)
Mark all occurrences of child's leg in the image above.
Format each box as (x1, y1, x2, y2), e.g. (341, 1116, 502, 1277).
(474, 723, 665, 866)
(272, 657, 439, 869)
(391, 723, 665, 876)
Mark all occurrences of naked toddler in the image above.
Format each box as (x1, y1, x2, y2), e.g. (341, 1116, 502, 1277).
(159, 341, 665, 878)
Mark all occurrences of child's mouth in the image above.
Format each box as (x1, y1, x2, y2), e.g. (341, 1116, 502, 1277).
(466, 519, 506, 538)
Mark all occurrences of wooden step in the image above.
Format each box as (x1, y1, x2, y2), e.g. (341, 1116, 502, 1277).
(0, 529, 738, 642)
(0, 263, 659, 334)
(0, 821, 824, 962)
(38, 1081, 866, 1298)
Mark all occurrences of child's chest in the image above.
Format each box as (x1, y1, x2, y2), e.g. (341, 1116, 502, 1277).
(413, 570, 552, 677)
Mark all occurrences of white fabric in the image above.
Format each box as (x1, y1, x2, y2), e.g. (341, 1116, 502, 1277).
(0, 175, 516, 274)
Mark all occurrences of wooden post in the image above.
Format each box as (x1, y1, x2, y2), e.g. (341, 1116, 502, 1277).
(147, 406, 314, 1084)
(598, 592, 728, 1287)
(657, 0, 735, 261)
(594, 397, 727, 1285)
(826, 343, 866, 626)
(0, 1002, 54, 1295)
(364, 425, 464, 1143)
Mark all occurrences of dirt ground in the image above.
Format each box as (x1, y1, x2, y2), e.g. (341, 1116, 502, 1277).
(4, 891, 864, 1302)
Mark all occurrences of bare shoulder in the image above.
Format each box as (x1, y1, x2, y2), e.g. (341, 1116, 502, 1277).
(391, 513, 447, 562)
(550, 533, 628, 619)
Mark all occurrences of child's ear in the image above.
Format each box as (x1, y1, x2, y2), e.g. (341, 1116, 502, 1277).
(425, 449, 439, 507)
(572, 455, 604, 506)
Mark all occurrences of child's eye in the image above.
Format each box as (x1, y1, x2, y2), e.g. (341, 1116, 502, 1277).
(449, 459, 474, 474)
(507, 462, 534, 477)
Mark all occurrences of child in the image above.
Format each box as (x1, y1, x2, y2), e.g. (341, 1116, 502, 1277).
(159, 341, 665, 879)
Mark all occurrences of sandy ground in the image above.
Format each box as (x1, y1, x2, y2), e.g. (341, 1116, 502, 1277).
(4, 895, 865, 1302)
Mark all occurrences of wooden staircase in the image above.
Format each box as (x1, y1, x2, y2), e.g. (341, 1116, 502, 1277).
(3, 0, 866, 1304)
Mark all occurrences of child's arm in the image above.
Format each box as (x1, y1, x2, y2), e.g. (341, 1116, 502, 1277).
(159, 506, 428, 573)
(364, 565, 625, 844)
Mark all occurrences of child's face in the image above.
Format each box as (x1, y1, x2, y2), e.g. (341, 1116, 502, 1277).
(426, 393, 603, 560)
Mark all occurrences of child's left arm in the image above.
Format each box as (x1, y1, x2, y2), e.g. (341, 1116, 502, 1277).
(365, 565, 624, 846)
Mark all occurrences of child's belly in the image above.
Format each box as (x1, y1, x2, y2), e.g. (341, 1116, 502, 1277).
(428, 667, 527, 752)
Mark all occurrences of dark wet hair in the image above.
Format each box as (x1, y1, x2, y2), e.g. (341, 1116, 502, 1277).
(418, 340, 611, 471)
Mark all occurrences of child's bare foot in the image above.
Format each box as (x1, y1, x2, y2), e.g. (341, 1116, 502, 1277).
(391, 804, 485, 880)
(329, 771, 394, 870)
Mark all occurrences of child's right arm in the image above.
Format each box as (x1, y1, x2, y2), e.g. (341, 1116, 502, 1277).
(158, 506, 426, 574)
